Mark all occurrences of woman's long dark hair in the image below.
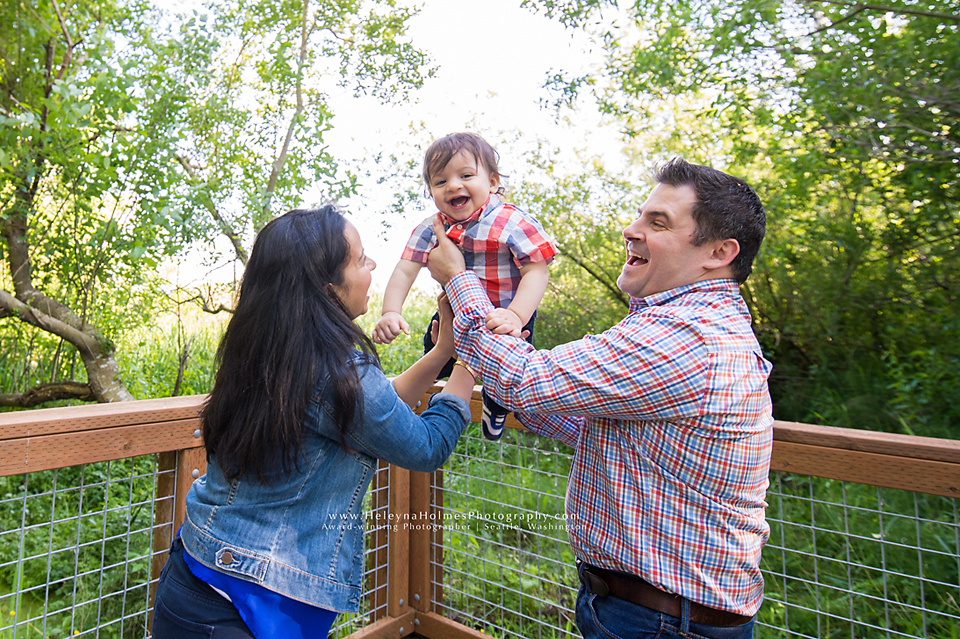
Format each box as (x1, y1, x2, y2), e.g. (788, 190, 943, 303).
(201, 206, 378, 484)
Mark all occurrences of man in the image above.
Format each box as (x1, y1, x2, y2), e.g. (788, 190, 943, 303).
(427, 158, 773, 639)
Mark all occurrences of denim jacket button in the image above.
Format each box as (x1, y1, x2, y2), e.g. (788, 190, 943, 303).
(221, 551, 234, 566)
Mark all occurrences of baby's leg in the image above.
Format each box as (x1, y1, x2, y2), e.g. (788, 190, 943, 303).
(481, 311, 536, 441)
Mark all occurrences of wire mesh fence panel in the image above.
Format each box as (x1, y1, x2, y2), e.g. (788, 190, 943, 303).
(431, 427, 580, 639)
(759, 472, 960, 638)
(330, 460, 392, 638)
(0, 456, 174, 639)
(428, 429, 960, 639)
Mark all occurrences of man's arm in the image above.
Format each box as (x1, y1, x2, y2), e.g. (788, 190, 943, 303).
(445, 270, 708, 422)
(430, 219, 706, 425)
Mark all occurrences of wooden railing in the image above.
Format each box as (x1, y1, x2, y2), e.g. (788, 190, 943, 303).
(2, 391, 959, 638)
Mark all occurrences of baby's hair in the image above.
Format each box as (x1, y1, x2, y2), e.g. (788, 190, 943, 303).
(423, 132, 508, 195)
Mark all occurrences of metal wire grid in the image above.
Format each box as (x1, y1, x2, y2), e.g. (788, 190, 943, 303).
(0, 455, 391, 639)
(427, 429, 960, 639)
(760, 472, 960, 639)
(330, 461, 392, 638)
(430, 427, 579, 638)
(0, 456, 173, 639)
(4, 439, 956, 639)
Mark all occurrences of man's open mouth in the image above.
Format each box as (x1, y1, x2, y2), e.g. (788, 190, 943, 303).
(626, 254, 649, 266)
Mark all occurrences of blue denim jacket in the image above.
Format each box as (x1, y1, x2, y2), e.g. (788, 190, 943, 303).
(180, 352, 470, 613)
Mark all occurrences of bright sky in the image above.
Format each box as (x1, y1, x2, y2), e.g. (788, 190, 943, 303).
(318, 0, 618, 292)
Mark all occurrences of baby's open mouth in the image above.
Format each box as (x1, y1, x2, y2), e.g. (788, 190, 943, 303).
(450, 196, 470, 208)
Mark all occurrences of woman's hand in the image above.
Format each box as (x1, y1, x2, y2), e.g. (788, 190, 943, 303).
(432, 292, 456, 359)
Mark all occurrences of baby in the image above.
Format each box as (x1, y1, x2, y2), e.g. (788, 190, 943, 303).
(373, 132, 557, 440)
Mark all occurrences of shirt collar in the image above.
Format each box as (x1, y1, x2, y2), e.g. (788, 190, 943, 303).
(436, 194, 494, 227)
(629, 278, 740, 312)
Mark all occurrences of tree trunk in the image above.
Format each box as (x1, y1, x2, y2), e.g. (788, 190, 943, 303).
(2, 207, 135, 404)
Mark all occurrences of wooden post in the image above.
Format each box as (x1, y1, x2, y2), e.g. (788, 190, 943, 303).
(408, 470, 432, 612)
(149, 451, 177, 630)
(173, 447, 207, 532)
(148, 446, 204, 634)
(388, 465, 411, 618)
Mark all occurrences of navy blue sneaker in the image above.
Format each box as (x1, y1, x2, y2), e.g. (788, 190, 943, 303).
(481, 390, 508, 441)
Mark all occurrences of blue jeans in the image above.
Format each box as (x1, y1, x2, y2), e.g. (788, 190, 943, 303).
(575, 575, 755, 639)
(152, 538, 254, 638)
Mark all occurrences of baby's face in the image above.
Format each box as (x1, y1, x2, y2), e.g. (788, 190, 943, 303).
(429, 150, 499, 221)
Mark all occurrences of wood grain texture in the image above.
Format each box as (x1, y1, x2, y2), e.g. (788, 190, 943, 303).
(343, 610, 415, 638)
(0, 418, 202, 476)
(771, 440, 960, 498)
(0, 394, 205, 440)
(413, 611, 489, 639)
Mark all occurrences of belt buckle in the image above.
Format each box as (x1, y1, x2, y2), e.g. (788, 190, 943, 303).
(581, 567, 610, 597)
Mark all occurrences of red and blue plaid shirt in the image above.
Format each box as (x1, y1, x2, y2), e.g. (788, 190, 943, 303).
(401, 196, 557, 308)
(446, 271, 774, 616)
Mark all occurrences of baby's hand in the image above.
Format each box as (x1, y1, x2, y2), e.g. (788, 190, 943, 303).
(485, 308, 524, 337)
(373, 312, 410, 344)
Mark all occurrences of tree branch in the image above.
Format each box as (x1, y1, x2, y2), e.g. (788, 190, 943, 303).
(559, 249, 629, 308)
(175, 154, 249, 264)
(261, 0, 310, 223)
(806, 6, 867, 36)
(49, 0, 81, 82)
(0, 289, 98, 355)
(800, 0, 960, 23)
(0, 381, 95, 408)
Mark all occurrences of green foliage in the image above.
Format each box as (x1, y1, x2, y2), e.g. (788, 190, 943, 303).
(514, 145, 640, 347)
(1, 0, 433, 405)
(356, 289, 440, 376)
(440, 429, 579, 637)
(114, 307, 225, 399)
(0, 458, 159, 638)
(526, 0, 960, 437)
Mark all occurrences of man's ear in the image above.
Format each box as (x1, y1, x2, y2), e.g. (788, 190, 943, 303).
(705, 238, 740, 271)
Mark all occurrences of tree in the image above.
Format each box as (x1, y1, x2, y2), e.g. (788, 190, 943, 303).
(165, 0, 433, 270)
(0, 0, 432, 407)
(526, 0, 960, 433)
(516, 144, 638, 346)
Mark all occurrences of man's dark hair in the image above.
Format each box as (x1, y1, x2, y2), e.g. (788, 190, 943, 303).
(654, 158, 766, 283)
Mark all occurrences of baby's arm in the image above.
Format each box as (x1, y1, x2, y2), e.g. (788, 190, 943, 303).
(486, 260, 549, 337)
(373, 259, 422, 344)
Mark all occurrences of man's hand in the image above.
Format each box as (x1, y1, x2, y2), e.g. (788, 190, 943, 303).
(485, 307, 525, 337)
(372, 311, 410, 344)
(426, 218, 466, 285)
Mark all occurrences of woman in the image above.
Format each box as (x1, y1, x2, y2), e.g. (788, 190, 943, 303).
(152, 206, 475, 638)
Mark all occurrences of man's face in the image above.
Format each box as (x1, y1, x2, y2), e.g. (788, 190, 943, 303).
(617, 183, 718, 299)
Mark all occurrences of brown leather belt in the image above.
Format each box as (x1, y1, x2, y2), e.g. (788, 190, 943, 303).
(579, 564, 752, 628)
